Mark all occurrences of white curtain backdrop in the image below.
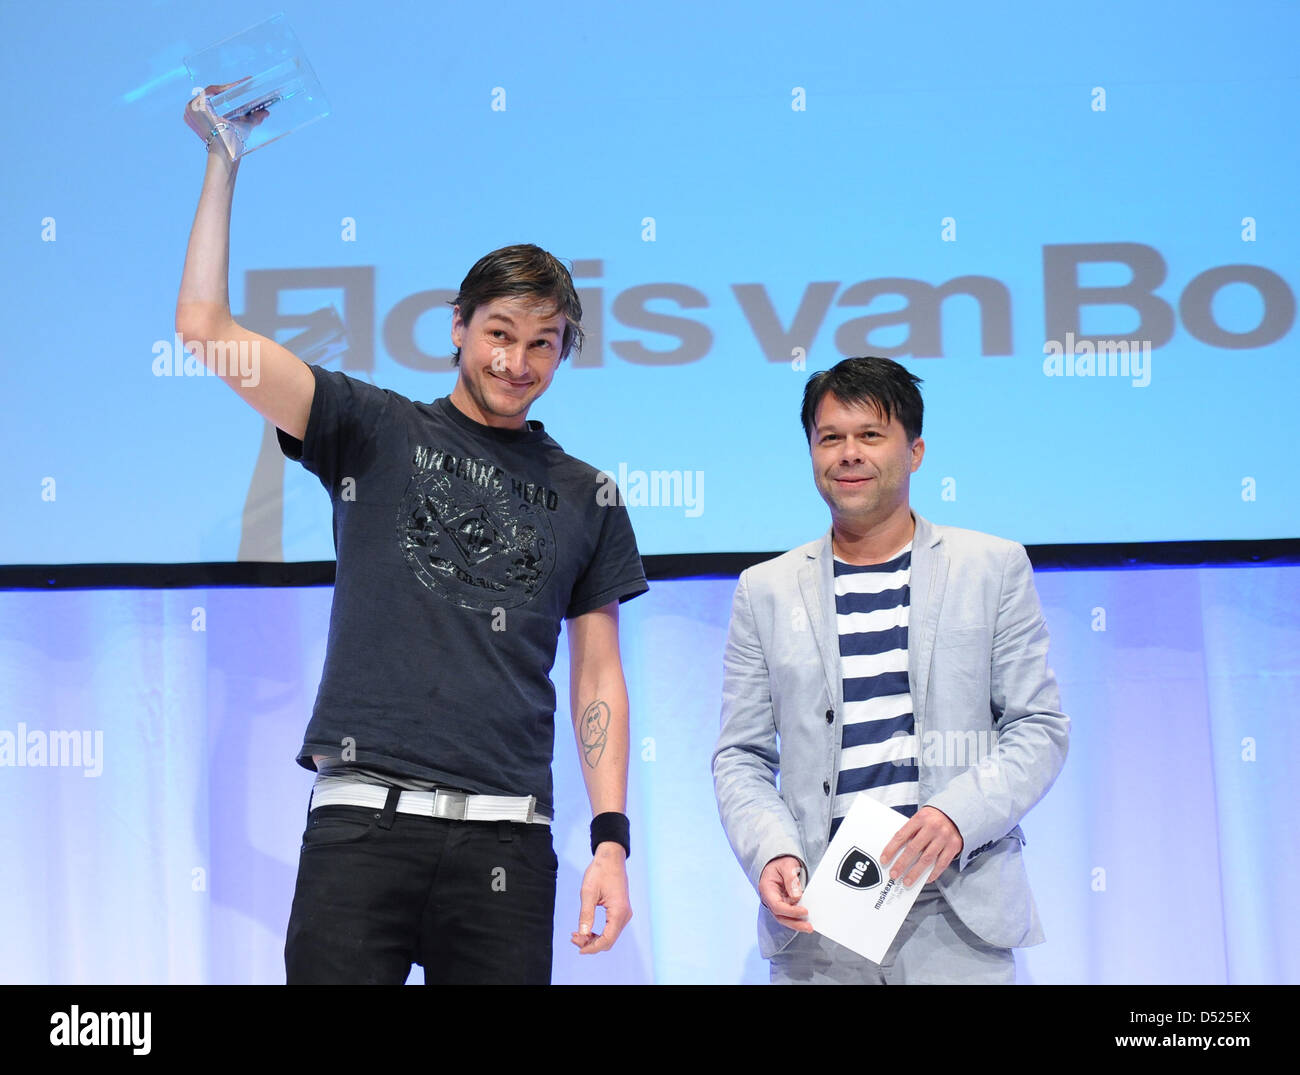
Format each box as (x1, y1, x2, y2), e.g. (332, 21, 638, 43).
(1, 564, 1296, 983)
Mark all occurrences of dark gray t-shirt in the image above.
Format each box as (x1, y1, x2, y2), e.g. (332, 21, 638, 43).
(278, 365, 648, 815)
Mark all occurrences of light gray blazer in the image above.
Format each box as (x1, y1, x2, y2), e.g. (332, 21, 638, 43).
(712, 511, 1069, 958)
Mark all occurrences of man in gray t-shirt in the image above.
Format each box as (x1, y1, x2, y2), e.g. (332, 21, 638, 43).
(178, 90, 644, 982)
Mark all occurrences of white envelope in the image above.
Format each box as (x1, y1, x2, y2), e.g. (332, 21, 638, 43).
(800, 795, 925, 963)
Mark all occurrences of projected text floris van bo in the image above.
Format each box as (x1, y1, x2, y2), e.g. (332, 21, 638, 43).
(233, 243, 1294, 372)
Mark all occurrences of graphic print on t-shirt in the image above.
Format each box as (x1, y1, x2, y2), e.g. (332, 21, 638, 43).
(398, 444, 558, 610)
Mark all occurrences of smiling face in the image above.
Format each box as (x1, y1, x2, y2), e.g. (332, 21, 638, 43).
(448, 296, 567, 428)
(810, 393, 924, 535)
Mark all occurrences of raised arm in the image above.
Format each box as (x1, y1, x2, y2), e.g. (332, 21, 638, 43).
(566, 600, 633, 954)
(174, 88, 315, 440)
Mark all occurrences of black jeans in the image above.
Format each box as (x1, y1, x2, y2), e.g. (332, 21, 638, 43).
(284, 795, 558, 984)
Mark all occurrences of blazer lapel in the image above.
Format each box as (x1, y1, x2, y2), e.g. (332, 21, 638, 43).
(908, 512, 947, 728)
(798, 527, 842, 712)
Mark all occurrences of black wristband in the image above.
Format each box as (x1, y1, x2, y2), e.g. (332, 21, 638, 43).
(590, 812, 631, 860)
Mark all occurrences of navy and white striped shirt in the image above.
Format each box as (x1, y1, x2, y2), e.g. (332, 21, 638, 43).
(830, 542, 918, 838)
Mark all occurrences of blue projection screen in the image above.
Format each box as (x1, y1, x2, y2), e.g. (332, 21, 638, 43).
(2, 1, 1297, 563)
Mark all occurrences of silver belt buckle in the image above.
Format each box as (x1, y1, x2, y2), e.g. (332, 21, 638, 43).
(431, 789, 468, 820)
(525, 795, 536, 824)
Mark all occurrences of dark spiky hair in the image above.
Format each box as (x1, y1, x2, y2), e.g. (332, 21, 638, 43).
(801, 356, 924, 442)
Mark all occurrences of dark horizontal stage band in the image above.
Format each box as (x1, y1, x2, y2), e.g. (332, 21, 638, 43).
(2, 538, 1299, 590)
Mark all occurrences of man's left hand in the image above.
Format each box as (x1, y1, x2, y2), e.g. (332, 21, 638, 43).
(881, 806, 964, 886)
(571, 842, 632, 954)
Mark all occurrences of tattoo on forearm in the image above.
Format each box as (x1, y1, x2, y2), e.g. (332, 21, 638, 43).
(580, 700, 610, 769)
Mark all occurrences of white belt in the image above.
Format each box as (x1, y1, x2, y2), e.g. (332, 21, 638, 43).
(310, 776, 550, 825)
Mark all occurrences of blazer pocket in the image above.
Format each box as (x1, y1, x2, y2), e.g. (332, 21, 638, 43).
(928, 626, 993, 705)
(934, 624, 991, 649)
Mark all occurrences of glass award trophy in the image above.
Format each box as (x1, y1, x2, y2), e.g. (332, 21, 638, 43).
(183, 13, 330, 159)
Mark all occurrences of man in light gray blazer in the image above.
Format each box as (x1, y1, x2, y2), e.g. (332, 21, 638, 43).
(713, 356, 1069, 984)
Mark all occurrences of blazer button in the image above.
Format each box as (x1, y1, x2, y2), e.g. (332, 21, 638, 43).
(825, 709, 834, 724)
(823, 780, 831, 795)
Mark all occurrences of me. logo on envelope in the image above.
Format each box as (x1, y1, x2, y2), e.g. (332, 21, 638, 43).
(836, 848, 882, 890)
(802, 796, 925, 961)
